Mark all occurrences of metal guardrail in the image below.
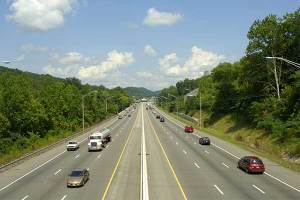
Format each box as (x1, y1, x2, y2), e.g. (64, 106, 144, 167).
(178, 113, 198, 124)
(0, 115, 115, 172)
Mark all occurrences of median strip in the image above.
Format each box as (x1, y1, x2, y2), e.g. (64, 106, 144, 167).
(141, 106, 149, 200)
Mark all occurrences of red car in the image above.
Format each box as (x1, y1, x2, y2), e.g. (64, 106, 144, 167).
(184, 125, 194, 133)
(238, 156, 265, 174)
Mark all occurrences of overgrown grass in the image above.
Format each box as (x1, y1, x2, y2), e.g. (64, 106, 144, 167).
(159, 107, 300, 172)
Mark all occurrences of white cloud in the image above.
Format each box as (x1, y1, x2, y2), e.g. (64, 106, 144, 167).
(8, 0, 78, 31)
(144, 8, 182, 26)
(159, 46, 225, 78)
(144, 45, 157, 57)
(58, 52, 87, 65)
(21, 44, 48, 53)
(78, 50, 134, 79)
(136, 71, 153, 78)
(43, 64, 78, 77)
(16, 54, 25, 62)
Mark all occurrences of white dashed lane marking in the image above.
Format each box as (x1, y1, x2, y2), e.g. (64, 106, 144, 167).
(252, 185, 265, 194)
(54, 169, 62, 175)
(194, 162, 200, 168)
(222, 162, 229, 168)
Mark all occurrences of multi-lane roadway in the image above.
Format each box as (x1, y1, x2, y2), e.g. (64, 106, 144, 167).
(0, 103, 299, 200)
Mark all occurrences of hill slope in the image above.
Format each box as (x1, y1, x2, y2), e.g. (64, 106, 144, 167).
(124, 87, 156, 97)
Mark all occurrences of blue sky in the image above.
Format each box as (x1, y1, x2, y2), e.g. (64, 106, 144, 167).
(0, 0, 299, 90)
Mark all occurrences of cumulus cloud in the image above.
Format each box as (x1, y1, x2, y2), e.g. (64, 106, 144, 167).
(43, 64, 78, 77)
(8, 0, 78, 31)
(144, 45, 157, 57)
(136, 71, 154, 78)
(21, 44, 49, 53)
(159, 46, 225, 78)
(78, 50, 134, 79)
(58, 52, 88, 65)
(16, 54, 25, 62)
(144, 8, 182, 26)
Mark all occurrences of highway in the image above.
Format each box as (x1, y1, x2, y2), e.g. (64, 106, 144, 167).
(0, 103, 299, 200)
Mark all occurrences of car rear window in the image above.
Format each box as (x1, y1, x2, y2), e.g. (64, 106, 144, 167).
(251, 159, 263, 164)
(70, 171, 83, 177)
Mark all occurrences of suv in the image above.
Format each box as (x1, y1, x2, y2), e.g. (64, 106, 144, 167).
(238, 156, 265, 174)
(160, 117, 165, 122)
(199, 137, 210, 145)
(67, 141, 79, 151)
(156, 114, 160, 119)
(184, 125, 194, 133)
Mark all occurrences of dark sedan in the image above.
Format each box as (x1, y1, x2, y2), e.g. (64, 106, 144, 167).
(199, 137, 210, 145)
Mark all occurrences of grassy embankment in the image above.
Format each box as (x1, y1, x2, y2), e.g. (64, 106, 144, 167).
(160, 108, 300, 172)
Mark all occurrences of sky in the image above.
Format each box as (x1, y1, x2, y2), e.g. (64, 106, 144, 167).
(0, 0, 299, 91)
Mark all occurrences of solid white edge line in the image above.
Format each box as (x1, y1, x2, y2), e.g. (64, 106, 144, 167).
(21, 195, 29, 200)
(264, 172, 300, 193)
(141, 105, 149, 200)
(214, 185, 224, 195)
(0, 150, 66, 192)
(54, 169, 62, 175)
(61, 194, 67, 200)
(194, 162, 200, 168)
(155, 106, 300, 194)
(0, 117, 120, 192)
(222, 163, 229, 168)
(252, 184, 265, 194)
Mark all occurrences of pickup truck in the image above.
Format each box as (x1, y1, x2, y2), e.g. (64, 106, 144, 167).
(67, 141, 80, 151)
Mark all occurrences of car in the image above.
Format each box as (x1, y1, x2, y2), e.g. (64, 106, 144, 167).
(184, 125, 194, 133)
(160, 117, 165, 122)
(156, 114, 160, 119)
(67, 169, 89, 187)
(67, 141, 79, 151)
(238, 156, 265, 174)
(118, 115, 122, 119)
(128, 113, 131, 117)
(199, 137, 210, 145)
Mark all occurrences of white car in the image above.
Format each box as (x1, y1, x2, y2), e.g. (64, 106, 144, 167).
(67, 141, 79, 151)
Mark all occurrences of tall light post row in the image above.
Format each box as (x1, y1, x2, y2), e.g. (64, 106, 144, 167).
(266, 57, 300, 99)
(168, 93, 179, 120)
(186, 90, 202, 128)
(82, 90, 98, 133)
(105, 96, 113, 113)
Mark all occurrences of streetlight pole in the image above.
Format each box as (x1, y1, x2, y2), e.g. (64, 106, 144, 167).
(168, 93, 178, 120)
(105, 96, 113, 113)
(266, 57, 300, 99)
(199, 90, 202, 128)
(82, 90, 98, 133)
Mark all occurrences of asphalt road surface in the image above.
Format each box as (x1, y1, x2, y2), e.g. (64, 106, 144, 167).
(0, 103, 299, 200)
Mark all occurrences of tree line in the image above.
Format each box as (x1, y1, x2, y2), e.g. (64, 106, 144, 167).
(159, 8, 300, 157)
(0, 67, 131, 164)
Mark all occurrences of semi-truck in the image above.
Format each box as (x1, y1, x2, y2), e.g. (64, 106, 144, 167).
(88, 128, 111, 151)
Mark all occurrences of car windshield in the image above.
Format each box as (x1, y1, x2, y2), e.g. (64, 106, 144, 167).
(90, 136, 101, 140)
(70, 171, 83, 177)
(69, 141, 77, 144)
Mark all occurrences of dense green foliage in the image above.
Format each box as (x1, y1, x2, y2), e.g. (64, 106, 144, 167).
(159, 9, 300, 157)
(124, 87, 158, 97)
(0, 67, 131, 163)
